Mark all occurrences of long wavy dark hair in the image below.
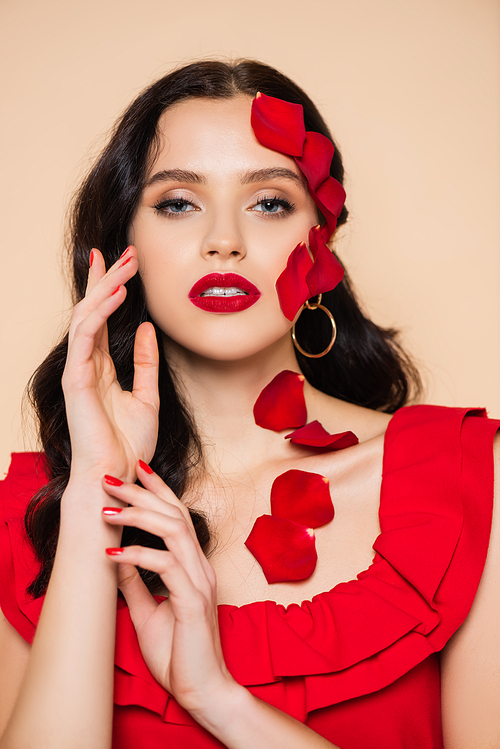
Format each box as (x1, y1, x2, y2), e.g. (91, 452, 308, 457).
(25, 59, 421, 598)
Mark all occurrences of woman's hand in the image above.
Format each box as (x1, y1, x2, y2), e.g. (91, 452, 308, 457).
(62, 247, 159, 484)
(101, 462, 341, 748)
(101, 460, 235, 716)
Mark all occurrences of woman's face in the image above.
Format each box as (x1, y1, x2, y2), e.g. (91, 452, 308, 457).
(129, 95, 318, 362)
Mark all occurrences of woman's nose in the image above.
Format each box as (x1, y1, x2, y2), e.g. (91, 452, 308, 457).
(200, 215, 246, 260)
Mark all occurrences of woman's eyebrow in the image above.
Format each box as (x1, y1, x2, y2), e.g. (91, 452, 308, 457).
(144, 167, 306, 190)
(144, 169, 207, 188)
(240, 168, 306, 190)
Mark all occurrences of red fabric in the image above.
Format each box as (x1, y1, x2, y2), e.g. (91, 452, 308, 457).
(0, 406, 497, 749)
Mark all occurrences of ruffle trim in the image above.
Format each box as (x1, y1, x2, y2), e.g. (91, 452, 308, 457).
(0, 406, 497, 725)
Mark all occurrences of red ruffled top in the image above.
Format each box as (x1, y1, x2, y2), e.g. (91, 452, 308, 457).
(0, 406, 498, 749)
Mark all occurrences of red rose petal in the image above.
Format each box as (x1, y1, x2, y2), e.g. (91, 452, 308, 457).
(285, 420, 359, 451)
(295, 132, 334, 192)
(250, 92, 346, 247)
(275, 241, 313, 321)
(305, 226, 344, 298)
(315, 203, 338, 244)
(270, 469, 334, 528)
(253, 370, 307, 431)
(314, 177, 347, 240)
(251, 92, 306, 158)
(319, 220, 333, 244)
(244, 515, 317, 583)
(251, 92, 346, 317)
(316, 175, 347, 219)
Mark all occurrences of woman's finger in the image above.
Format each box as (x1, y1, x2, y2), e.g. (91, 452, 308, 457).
(64, 286, 128, 378)
(106, 545, 209, 624)
(68, 247, 138, 347)
(135, 464, 215, 580)
(132, 322, 160, 412)
(102, 476, 189, 523)
(103, 503, 209, 593)
(101, 470, 215, 584)
(101, 471, 213, 594)
(102, 467, 200, 548)
(115, 561, 159, 630)
(85, 245, 133, 296)
(85, 249, 109, 350)
(85, 247, 106, 294)
(136, 462, 197, 529)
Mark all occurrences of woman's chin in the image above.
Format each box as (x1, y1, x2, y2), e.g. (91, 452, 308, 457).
(162, 329, 294, 365)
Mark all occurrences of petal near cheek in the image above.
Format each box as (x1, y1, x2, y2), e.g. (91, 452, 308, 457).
(314, 178, 346, 240)
(305, 227, 345, 298)
(275, 241, 313, 321)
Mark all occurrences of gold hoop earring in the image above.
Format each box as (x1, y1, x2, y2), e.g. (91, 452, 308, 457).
(291, 294, 337, 359)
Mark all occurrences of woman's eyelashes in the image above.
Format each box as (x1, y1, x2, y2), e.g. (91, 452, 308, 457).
(154, 197, 198, 217)
(153, 193, 297, 219)
(251, 195, 296, 218)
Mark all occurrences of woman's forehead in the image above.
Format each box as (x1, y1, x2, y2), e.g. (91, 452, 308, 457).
(150, 95, 302, 178)
(157, 94, 253, 132)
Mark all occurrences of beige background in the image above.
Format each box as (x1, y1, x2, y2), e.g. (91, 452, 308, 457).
(1, 0, 499, 474)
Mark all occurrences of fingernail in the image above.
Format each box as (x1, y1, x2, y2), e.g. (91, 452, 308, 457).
(104, 475, 123, 486)
(102, 507, 123, 515)
(138, 459, 154, 474)
(111, 286, 121, 296)
(89, 249, 94, 267)
(120, 245, 131, 259)
(106, 547, 124, 555)
(119, 256, 132, 268)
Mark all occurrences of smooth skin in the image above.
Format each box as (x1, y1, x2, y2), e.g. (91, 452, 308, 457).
(1, 96, 499, 748)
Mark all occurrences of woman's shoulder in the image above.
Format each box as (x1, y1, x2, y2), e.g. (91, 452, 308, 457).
(0, 452, 48, 516)
(440, 422, 500, 745)
(307, 387, 499, 452)
(378, 405, 498, 565)
(1, 452, 48, 485)
(0, 452, 47, 644)
(304, 386, 392, 444)
(382, 404, 499, 487)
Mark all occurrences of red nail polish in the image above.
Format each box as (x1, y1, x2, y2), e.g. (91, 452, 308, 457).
(138, 459, 154, 474)
(111, 286, 121, 296)
(102, 507, 123, 515)
(89, 249, 94, 267)
(119, 256, 132, 268)
(104, 475, 123, 486)
(106, 547, 124, 555)
(120, 245, 131, 259)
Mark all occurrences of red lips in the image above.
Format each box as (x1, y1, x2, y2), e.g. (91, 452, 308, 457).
(189, 273, 261, 313)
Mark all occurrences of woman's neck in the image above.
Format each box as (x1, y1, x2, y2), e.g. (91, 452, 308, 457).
(164, 335, 302, 476)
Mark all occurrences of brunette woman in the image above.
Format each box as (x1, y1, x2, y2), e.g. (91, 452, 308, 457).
(0, 60, 499, 749)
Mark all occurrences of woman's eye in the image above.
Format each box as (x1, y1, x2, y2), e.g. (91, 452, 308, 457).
(252, 196, 296, 216)
(154, 198, 197, 215)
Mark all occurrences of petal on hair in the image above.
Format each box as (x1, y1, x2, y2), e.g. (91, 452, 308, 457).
(275, 241, 313, 321)
(285, 420, 359, 451)
(314, 177, 346, 239)
(270, 469, 334, 528)
(251, 92, 306, 157)
(305, 226, 344, 298)
(295, 132, 334, 192)
(253, 370, 307, 432)
(319, 219, 335, 244)
(245, 515, 317, 583)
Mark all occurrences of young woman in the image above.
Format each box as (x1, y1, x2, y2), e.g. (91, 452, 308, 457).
(0, 60, 498, 749)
